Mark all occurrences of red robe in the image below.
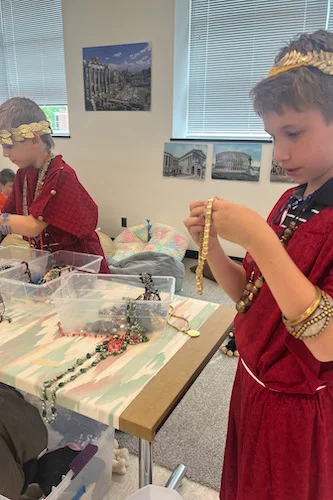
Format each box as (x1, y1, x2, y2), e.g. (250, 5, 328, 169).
(3, 155, 109, 273)
(221, 188, 333, 500)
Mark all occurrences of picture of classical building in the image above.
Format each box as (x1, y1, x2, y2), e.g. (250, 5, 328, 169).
(212, 144, 261, 181)
(270, 160, 294, 183)
(163, 143, 207, 180)
(83, 42, 151, 111)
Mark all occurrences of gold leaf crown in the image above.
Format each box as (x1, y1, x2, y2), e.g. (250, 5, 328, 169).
(0, 120, 52, 145)
(267, 50, 333, 78)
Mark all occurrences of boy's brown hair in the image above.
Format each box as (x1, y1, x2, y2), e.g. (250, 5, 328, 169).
(0, 97, 54, 149)
(251, 30, 333, 122)
(0, 168, 15, 186)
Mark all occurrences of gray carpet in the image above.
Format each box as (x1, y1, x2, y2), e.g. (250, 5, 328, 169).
(116, 258, 238, 491)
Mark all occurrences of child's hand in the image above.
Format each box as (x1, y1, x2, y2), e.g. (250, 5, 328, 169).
(212, 198, 264, 250)
(184, 200, 219, 251)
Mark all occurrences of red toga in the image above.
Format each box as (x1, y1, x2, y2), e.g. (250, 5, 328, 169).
(3, 155, 109, 273)
(220, 186, 333, 499)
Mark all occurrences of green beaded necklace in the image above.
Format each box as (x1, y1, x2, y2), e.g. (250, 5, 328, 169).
(41, 298, 148, 424)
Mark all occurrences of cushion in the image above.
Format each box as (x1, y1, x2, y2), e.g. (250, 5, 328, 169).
(107, 251, 185, 292)
(1, 234, 29, 247)
(113, 223, 188, 261)
(96, 231, 116, 258)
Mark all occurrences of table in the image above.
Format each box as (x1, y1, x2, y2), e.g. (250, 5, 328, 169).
(0, 297, 235, 487)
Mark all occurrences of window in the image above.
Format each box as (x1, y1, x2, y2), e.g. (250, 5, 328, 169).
(173, 0, 332, 140)
(0, 0, 69, 136)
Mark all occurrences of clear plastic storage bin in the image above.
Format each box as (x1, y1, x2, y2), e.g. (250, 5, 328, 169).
(44, 426, 114, 500)
(0, 251, 103, 311)
(0, 245, 49, 274)
(127, 486, 183, 499)
(52, 273, 176, 336)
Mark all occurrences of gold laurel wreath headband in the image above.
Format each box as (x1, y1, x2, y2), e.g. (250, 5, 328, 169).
(0, 120, 52, 146)
(267, 49, 333, 78)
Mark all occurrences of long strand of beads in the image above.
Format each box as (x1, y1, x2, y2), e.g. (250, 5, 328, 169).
(235, 221, 297, 314)
(196, 197, 215, 295)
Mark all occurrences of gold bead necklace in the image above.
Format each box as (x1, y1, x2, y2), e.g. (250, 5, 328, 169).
(196, 197, 215, 295)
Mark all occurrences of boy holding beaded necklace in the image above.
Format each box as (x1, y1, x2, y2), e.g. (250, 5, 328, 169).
(0, 97, 109, 272)
(185, 30, 333, 499)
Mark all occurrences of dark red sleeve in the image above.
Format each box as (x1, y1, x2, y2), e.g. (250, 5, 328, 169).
(29, 163, 98, 239)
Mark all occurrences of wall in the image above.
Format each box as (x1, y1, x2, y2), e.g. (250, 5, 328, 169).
(0, 0, 290, 258)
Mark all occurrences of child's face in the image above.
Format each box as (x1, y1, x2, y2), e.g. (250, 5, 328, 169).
(0, 181, 13, 198)
(263, 107, 333, 190)
(1, 139, 39, 169)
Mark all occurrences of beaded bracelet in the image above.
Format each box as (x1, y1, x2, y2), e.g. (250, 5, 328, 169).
(283, 288, 333, 339)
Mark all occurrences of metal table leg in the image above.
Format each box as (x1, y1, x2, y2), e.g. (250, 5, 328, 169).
(138, 438, 153, 487)
(165, 464, 186, 490)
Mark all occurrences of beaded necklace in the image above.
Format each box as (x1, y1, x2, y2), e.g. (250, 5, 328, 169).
(196, 197, 214, 295)
(42, 297, 148, 424)
(236, 191, 316, 314)
(196, 192, 318, 313)
(41, 274, 198, 424)
(23, 152, 54, 250)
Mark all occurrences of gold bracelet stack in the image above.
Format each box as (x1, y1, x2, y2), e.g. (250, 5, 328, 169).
(282, 286, 333, 339)
(196, 197, 215, 295)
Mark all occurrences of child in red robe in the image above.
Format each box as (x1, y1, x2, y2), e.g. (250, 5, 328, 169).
(0, 97, 109, 273)
(0, 168, 15, 211)
(185, 29, 333, 499)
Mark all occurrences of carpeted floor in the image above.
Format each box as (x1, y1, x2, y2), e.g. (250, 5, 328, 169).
(116, 258, 238, 491)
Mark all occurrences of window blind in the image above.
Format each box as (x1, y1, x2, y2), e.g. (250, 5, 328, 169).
(187, 0, 331, 139)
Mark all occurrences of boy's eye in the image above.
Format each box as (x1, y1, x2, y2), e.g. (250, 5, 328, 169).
(287, 131, 300, 138)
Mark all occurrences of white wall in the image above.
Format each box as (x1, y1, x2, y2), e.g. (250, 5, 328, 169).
(0, 0, 290, 258)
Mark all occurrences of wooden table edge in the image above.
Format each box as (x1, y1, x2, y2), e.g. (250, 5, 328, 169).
(119, 304, 235, 442)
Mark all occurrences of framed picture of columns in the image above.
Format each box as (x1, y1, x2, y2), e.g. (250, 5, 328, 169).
(212, 143, 262, 182)
(82, 42, 151, 111)
(270, 160, 295, 183)
(163, 143, 207, 180)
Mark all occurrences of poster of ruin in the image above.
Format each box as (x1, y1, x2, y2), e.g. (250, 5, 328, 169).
(270, 160, 295, 183)
(212, 143, 262, 182)
(83, 42, 151, 111)
(163, 143, 207, 180)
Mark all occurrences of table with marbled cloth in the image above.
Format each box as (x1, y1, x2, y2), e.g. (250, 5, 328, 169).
(0, 296, 235, 487)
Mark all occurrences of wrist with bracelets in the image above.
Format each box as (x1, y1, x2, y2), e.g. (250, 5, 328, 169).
(0, 213, 11, 235)
(282, 286, 333, 339)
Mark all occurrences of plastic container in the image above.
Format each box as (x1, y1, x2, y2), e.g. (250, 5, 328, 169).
(127, 485, 183, 499)
(0, 250, 103, 311)
(52, 273, 176, 335)
(44, 426, 114, 500)
(0, 245, 49, 274)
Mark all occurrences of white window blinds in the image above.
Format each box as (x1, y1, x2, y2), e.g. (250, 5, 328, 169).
(187, 0, 331, 139)
(0, 0, 67, 106)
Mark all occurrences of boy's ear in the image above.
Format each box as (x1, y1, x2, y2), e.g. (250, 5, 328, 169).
(0, 183, 4, 190)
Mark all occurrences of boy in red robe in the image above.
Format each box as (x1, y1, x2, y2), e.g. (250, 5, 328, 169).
(185, 30, 333, 499)
(0, 97, 109, 273)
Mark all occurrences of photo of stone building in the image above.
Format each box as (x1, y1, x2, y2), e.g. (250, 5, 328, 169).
(212, 143, 261, 181)
(270, 160, 294, 183)
(163, 143, 207, 180)
(83, 42, 151, 111)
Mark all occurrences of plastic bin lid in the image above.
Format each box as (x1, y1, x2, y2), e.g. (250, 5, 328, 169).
(127, 485, 183, 499)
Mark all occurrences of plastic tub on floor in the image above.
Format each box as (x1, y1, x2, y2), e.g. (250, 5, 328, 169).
(0, 250, 103, 312)
(44, 426, 114, 500)
(127, 485, 183, 499)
